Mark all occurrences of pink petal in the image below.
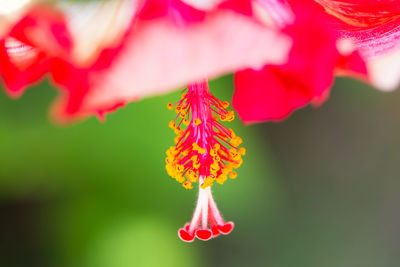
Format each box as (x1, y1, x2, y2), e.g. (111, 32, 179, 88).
(52, 10, 291, 122)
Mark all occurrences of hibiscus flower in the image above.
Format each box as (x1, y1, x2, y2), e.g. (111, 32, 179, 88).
(1, 0, 399, 242)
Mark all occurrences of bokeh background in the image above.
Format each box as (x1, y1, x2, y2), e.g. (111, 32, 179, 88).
(0, 75, 399, 267)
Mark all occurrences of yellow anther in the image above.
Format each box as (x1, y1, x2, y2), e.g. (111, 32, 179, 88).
(174, 136, 180, 144)
(231, 136, 243, 147)
(239, 147, 246, 155)
(191, 155, 198, 162)
(233, 154, 242, 161)
(222, 101, 230, 108)
(167, 103, 173, 110)
(223, 165, 233, 174)
(182, 181, 193, 189)
(216, 174, 227, 184)
(201, 176, 214, 189)
(174, 127, 183, 135)
(229, 148, 239, 157)
(216, 177, 224, 184)
(193, 161, 200, 169)
(187, 168, 195, 175)
(166, 147, 178, 157)
(229, 129, 236, 138)
(175, 164, 184, 173)
(232, 158, 243, 168)
(211, 163, 220, 172)
(166, 164, 175, 177)
(194, 118, 202, 125)
(229, 171, 237, 179)
(226, 111, 235, 122)
(180, 110, 187, 118)
(213, 155, 221, 162)
(205, 176, 214, 184)
(183, 119, 190, 126)
(175, 105, 182, 113)
(214, 143, 220, 150)
(210, 149, 217, 157)
(176, 174, 185, 183)
(168, 121, 176, 129)
(192, 143, 205, 154)
(190, 174, 199, 182)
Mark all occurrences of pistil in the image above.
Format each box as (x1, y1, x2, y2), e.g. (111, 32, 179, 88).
(166, 79, 244, 241)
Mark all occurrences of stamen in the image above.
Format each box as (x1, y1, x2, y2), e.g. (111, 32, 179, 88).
(166, 79, 244, 242)
(165, 80, 244, 189)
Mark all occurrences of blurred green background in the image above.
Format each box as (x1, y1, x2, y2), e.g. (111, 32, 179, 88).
(0, 76, 399, 267)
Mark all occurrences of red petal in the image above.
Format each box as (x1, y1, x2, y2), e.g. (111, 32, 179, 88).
(315, 0, 400, 29)
(9, 5, 72, 56)
(234, 67, 309, 122)
(335, 50, 368, 81)
(233, 0, 343, 123)
(139, 0, 206, 22)
(315, 0, 400, 58)
(0, 40, 48, 97)
(0, 5, 71, 96)
(219, 0, 252, 16)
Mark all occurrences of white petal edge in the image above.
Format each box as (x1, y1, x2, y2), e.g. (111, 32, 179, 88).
(368, 48, 400, 91)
